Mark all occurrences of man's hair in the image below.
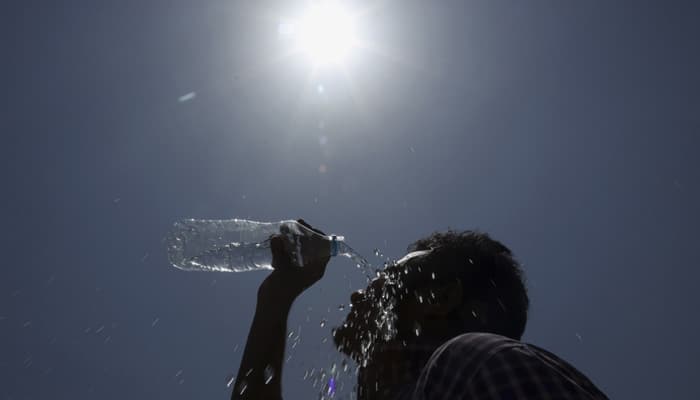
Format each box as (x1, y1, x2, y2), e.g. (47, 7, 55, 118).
(407, 230, 529, 340)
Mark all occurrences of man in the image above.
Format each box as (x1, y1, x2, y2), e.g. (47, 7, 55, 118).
(232, 220, 608, 399)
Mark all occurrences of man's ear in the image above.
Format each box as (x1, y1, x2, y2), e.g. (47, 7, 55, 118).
(417, 279, 463, 317)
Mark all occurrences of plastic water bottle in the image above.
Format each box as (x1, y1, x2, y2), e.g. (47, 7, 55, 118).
(165, 219, 358, 273)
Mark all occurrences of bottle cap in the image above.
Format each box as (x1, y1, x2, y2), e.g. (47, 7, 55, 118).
(330, 235, 341, 257)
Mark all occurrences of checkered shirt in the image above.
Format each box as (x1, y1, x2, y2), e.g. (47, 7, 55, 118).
(391, 332, 609, 400)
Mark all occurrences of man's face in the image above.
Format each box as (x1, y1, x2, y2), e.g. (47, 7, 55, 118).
(333, 250, 432, 361)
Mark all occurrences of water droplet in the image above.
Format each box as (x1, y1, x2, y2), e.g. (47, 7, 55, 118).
(225, 374, 235, 388)
(320, 319, 327, 328)
(338, 304, 345, 311)
(238, 380, 248, 394)
(431, 272, 436, 280)
(414, 321, 422, 336)
(178, 92, 196, 103)
(496, 298, 507, 311)
(264, 365, 275, 384)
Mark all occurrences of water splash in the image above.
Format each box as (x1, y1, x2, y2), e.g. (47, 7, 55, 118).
(336, 241, 372, 280)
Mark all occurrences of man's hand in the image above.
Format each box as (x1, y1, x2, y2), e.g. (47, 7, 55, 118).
(259, 219, 331, 305)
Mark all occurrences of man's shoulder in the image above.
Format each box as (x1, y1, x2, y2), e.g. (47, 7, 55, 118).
(438, 332, 521, 351)
(413, 333, 523, 396)
(429, 332, 523, 366)
(426, 332, 588, 382)
(414, 333, 609, 400)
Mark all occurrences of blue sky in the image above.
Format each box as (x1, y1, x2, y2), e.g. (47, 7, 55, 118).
(3, 1, 699, 399)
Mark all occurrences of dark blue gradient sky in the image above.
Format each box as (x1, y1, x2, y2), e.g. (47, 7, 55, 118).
(3, 1, 699, 399)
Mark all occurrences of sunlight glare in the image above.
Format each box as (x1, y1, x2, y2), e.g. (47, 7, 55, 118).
(296, 2, 357, 66)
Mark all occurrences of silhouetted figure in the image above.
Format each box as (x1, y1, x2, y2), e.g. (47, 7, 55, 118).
(232, 220, 608, 399)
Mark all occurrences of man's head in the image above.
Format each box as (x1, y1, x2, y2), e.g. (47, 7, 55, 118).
(333, 230, 529, 361)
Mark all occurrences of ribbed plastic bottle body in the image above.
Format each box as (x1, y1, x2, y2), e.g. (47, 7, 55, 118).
(166, 219, 295, 272)
(165, 219, 343, 272)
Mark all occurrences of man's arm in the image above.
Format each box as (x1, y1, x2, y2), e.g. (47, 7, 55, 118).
(231, 277, 295, 400)
(231, 220, 330, 400)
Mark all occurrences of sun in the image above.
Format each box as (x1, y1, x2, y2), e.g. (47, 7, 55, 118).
(297, 2, 357, 65)
(283, 2, 359, 67)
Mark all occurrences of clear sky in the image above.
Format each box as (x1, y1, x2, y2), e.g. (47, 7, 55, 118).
(3, 1, 699, 399)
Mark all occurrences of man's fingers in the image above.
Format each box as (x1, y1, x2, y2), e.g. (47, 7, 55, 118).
(270, 235, 292, 269)
(272, 220, 330, 273)
(297, 219, 326, 236)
